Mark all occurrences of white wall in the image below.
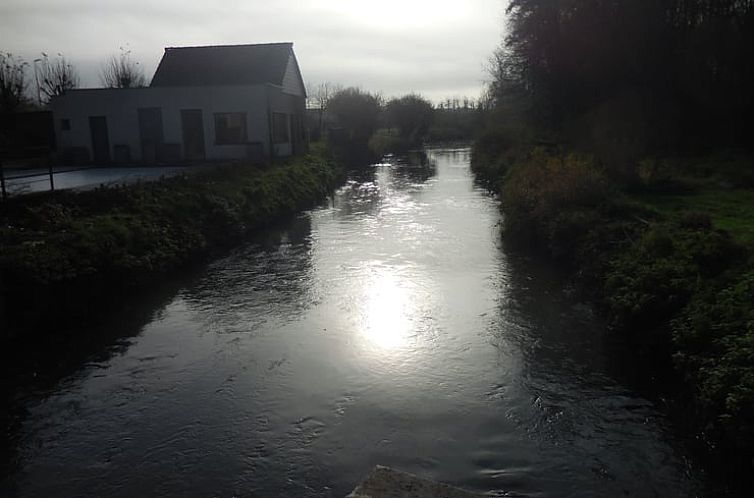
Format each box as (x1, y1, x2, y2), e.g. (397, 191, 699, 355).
(51, 84, 304, 163)
(281, 54, 306, 97)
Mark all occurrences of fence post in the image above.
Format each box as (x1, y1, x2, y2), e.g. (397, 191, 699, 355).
(0, 160, 7, 202)
(48, 160, 55, 192)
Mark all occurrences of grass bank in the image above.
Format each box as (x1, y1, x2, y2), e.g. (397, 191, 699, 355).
(0, 144, 344, 331)
(472, 145, 754, 493)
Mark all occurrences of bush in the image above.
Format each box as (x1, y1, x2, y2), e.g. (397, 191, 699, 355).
(502, 148, 609, 238)
(328, 88, 382, 148)
(0, 150, 342, 288)
(470, 125, 524, 187)
(367, 129, 411, 156)
(673, 264, 754, 458)
(605, 221, 742, 331)
(385, 94, 433, 144)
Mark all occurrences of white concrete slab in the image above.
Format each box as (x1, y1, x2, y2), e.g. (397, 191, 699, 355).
(347, 466, 483, 498)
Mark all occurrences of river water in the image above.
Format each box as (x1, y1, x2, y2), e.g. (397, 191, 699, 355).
(1, 148, 697, 497)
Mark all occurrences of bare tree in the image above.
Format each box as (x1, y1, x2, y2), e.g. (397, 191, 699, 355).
(308, 82, 342, 134)
(309, 82, 341, 110)
(100, 47, 147, 88)
(38, 53, 79, 103)
(0, 52, 29, 113)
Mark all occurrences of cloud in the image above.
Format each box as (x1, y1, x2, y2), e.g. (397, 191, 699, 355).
(0, 0, 503, 101)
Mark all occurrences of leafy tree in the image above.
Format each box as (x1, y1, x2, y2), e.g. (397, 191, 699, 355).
(491, 0, 754, 154)
(385, 94, 433, 144)
(100, 47, 147, 88)
(0, 52, 29, 113)
(328, 87, 382, 147)
(38, 53, 79, 103)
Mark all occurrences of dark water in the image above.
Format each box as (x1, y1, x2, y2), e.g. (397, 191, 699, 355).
(1, 148, 697, 497)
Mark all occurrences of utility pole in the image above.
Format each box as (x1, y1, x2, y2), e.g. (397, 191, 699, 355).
(0, 160, 7, 202)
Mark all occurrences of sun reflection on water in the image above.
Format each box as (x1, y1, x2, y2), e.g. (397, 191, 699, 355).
(361, 270, 413, 350)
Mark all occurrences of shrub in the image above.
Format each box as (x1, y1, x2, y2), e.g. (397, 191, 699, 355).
(604, 221, 743, 333)
(502, 148, 609, 238)
(328, 88, 382, 148)
(0, 151, 341, 288)
(367, 129, 410, 156)
(673, 265, 754, 456)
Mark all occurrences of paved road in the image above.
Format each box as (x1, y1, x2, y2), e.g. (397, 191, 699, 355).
(2, 165, 205, 196)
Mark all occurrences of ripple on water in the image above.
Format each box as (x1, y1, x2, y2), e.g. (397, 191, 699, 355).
(3, 148, 699, 498)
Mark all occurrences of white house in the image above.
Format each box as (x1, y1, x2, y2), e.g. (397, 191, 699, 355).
(50, 42, 307, 164)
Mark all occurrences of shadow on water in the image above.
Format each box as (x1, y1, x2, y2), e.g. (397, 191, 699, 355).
(488, 249, 700, 497)
(0, 275, 193, 480)
(0, 214, 317, 491)
(498, 235, 683, 397)
(180, 214, 316, 334)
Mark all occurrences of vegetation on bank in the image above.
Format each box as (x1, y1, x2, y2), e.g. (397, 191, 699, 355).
(473, 148, 754, 487)
(474, 0, 754, 492)
(0, 145, 342, 295)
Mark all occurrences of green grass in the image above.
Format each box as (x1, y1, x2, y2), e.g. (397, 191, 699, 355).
(485, 146, 754, 480)
(633, 188, 754, 246)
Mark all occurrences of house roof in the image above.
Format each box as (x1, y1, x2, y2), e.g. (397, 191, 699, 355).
(150, 42, 296, 88)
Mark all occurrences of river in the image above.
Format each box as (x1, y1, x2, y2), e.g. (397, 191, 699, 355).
(1, 148, 697, 497)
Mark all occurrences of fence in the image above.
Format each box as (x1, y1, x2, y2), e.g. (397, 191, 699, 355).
(0, 160, 57, 201)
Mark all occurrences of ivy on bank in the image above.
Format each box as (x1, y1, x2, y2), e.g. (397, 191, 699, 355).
(0, 148, 342, 288)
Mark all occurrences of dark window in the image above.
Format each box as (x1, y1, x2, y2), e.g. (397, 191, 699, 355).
(214, 112, 247, 145)
(291, 113, 303, 142)
(272, 113, 289, 143)
(61, 119, 71, 131)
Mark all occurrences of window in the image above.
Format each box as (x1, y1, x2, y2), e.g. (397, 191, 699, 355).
(272, 113, 289, 143)
(61, 119, 71, 131)
(214, 112, 247, 144)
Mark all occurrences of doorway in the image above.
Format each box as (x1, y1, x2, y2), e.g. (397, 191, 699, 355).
(89, 116, 110, 163)
(181, 110, 206, 160)
(138, 107, 164, 164)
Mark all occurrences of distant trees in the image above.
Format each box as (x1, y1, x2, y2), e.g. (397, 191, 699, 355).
(0, 52, 29, 113)
(489, 0, 754, 155)
(385, 94, 433, 144)
(100, 47, 147, 88)
(437, 96, 479, 111)
(37, 53, 79, 102)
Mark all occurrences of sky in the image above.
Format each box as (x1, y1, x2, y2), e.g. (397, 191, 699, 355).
(0, 0, 504, 104)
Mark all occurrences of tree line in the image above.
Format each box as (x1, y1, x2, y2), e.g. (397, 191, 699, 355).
(1, 47, 148, 113)
(487, 0, 754, 158)
(307, 82, 488, 150)
(475, 3, 754, 492)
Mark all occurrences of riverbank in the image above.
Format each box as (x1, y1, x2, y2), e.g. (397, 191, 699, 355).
(2, 148, 697, 498)
(0, 144, 344, 335)
(471, 145, 754, 495)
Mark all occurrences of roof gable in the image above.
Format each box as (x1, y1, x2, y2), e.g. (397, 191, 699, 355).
(281, 53, 306, 97)
(150, 43, 296, 88)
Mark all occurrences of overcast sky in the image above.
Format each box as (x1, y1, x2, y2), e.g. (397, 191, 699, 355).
(0, 0, 504, 103)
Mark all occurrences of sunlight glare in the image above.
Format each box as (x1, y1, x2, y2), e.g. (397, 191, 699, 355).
(362, 271, 411, 350)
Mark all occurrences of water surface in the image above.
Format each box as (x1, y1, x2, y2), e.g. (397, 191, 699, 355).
(2, 148, 696, 497)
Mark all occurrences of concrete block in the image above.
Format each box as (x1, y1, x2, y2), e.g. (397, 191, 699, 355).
(347, 466, 483, 498)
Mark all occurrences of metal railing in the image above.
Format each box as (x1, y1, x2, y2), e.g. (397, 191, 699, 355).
(0, 160, 56, 201)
